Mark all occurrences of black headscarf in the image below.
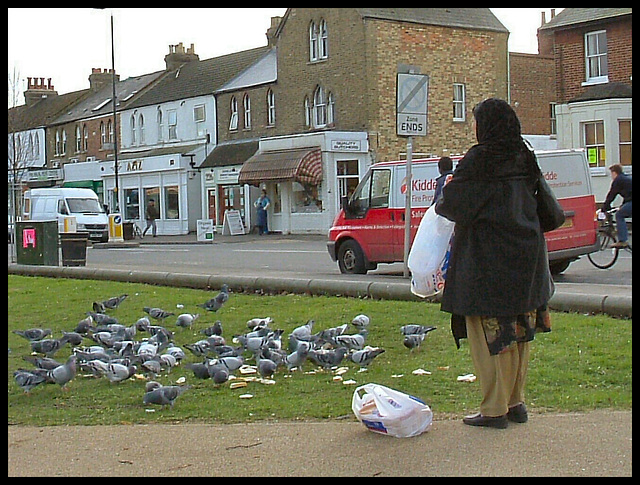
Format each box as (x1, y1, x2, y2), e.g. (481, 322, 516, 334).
(468, 98, 538, 179)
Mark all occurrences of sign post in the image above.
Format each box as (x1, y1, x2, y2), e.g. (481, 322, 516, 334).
(397, 70, 429, 278)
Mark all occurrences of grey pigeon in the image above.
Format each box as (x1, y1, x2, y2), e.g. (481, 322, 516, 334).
(335, 329, 368, 351)
(143, 385, 191, 409)
(140, 358, 162, 378)
(13, 369, 47, 393)
(285, 341, 310, 371)
(47, 355, 77, 389)
(106, 363, 137, 383)
(158, 353, 178, 373)
(62, 331, 84, 346)
(403, 334, 426, 351)
(184, 362, 211, 380)
(218, 355, 244, 372)
(176, 313, 200, 329)
(257, 357, 278, 378)
(348, 347, 386, 368)
(13, 328, 52, 342)
(86, 312, 119, 326)
(143, 307, 175, 322)
(247, 317, 273, 330)
(210, 366, 230, 385)
(352, 314, 371, 330)
(164, 345, 186, 362)
(22, 355, 62, 371)
(290, 320, 315, 340)
(201, 321, 223, 337)
(198, 284, 230, 312)
(82, 359, 110, 378)
(400, 325, 437, 336)
(309, 347, 348, 369)
(74, 316, 95, 334)
(145, 381, 163, 392)
(30, 337, 69, 357)
(94, 294, 129, 312)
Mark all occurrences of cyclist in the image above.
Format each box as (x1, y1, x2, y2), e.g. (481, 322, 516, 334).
(601, 164, 632, 249)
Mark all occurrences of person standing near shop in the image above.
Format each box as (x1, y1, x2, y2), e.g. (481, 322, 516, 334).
(142, 199, 159, 238)
(254, 189, 271, 236)
(436, 98, 554, 429)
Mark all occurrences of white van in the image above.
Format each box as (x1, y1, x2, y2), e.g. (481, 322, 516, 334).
(22, 188, 109, 242)
(328, 149, 599, 275)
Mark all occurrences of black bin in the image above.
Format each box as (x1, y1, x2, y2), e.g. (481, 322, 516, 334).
(123, 222, 134, 241)
(60, 232, 89, 267)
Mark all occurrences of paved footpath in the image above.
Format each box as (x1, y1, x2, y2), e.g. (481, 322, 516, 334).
(8, 410, 631, 477)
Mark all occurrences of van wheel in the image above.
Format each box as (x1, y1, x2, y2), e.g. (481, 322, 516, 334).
(338, 240, 367, 275)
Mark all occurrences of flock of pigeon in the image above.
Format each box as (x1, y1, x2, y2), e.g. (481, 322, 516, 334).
(11, 283, 437, 411)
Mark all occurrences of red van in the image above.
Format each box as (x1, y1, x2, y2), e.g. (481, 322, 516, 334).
(328, 149, 599, 275)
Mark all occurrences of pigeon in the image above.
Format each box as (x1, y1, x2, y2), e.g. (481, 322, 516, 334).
(285, 341, 310, 371)
(47, 355, 77, 389)
(30, 337, 69, 357)
(309, 347, 348, 369)
(61, 331, 84, 346)
(335, 329, 368, 351)
(352, 314, 371, 330)
(184, 340, 214, 358)
(86, 312, 119, 326)
(290, 320, 315, 340)
(163, 345, 186, 362)
(184, 362, 212, 380)
(145, 381, 163, 393)
(218, 355, 244, 372)
(13, 328, 52, 342)
(13, 369, 47, 393)
(106, 363, 137, 383)
(198, 284, 230, 312)
(143, 385, 191, 409)
(348, 347, 386, 368)
(158, 353, 178, 373)
(74, 316, 95, 334)
(22, 355, 62, 371)
(143, 307, 175, 322)
(211, 368, 230, 385)
(403, 334, 426, 351)
(94, 294, 129, 312)
(82, 359, 110, 378)
(247, 317, 273, 330)
(257, 356, 278, 378)
(135, 316, 151, 332)
(315, 324, 349, 347)
(400, 325, 437, 336)
(140, 358, 162, 378)
(176, 313, 200, 329)
(201, 321, 223, 337)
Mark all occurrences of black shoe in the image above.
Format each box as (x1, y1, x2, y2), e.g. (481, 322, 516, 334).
(507, 404, 529, 424)
(463, 413, 508, 429)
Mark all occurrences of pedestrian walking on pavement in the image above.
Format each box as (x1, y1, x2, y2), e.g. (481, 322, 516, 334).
(142, 199, 159, 238)
(254, 189, 271, 236)
(436, 98, 554, 429)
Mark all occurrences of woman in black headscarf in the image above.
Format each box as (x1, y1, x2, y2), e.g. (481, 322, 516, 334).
(436, 98, 553, 429)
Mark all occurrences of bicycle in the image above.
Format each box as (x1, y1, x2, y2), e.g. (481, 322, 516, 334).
(127, 221, 144, 240)
(587, 208, 632, 269)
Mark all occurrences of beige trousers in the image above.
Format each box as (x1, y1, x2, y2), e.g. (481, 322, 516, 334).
(465, 316, 531, 417)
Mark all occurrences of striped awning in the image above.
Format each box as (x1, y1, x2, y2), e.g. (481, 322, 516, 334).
(238, 147, 323, 186)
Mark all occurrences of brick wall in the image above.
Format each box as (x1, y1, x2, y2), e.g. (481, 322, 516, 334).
(47, 115, 118, 166)
(510, 52, 555, 135)
(553, 16, 632, 103)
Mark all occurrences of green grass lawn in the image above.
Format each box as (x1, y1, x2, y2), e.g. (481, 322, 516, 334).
(7, 275, 632, 426)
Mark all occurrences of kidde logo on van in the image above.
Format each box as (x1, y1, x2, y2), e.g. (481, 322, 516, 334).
(400, 177, 438, 195)
(543, 171, 559, 181)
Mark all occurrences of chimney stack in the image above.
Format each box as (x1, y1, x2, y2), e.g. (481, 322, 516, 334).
(89, 67, 120, 92)
(24, 76, 58, 106)
(266, 16, 282, 47)
(164, 42, 200, 71)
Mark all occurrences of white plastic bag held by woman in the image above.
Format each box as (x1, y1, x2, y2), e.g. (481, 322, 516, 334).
(408, 205, 455, 298)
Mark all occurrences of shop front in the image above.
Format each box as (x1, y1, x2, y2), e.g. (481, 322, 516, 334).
(101, 145, 203, 235)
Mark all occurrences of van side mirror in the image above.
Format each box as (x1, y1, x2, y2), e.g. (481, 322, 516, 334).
(341, 196, 351, 213)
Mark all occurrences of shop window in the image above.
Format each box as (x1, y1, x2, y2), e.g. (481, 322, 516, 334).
(619, 120, 632, 166)
(292, 182, 323, 214)
(144, 187, 161, 219)
(164, 186, 180, 219)
(124, 188, 140, 220)
(583, 121, 606, 167)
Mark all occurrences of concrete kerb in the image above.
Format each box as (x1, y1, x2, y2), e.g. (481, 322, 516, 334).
(8, 264, 632, 318)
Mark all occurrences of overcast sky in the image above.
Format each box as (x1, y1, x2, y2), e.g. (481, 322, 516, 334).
(8, 8, 563, 106)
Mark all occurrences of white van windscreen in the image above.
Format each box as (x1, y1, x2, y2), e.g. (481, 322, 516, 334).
(66, 198, 105, 214)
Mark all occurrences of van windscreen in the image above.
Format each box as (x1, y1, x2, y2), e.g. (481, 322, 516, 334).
(66, 198, 104, 214)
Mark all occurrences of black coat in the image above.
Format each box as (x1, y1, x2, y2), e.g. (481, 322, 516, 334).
(435, 144, 554, 318)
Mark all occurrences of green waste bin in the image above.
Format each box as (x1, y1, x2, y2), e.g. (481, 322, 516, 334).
(16, 220, 59, 266)
(60, 232, 89, 267)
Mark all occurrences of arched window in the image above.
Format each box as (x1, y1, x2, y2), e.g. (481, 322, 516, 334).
(55, 130, 61, 155)
(75, 125, 82, 153)
(62, 129, 67, 155)
(267, 89, 276, 126)
(319, 19, 328, 59)
(83, 124, 89, 151)
(100, 121, 106, 149)
(309, 21, 319, 61)
(107, 119, 113, 145)
(243, 94, 252, 130)
(229, 96, 238, 131)
(157, 107, 164, 142)
(131, 114, 136, 145)
(304, 97, 311, 127)
(138, 114, 145, 145)
(327, 91, 335, 125)
(314, 86, 327, 128)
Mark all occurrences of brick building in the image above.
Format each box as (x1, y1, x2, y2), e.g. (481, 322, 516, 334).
(539, 8, 632, 202)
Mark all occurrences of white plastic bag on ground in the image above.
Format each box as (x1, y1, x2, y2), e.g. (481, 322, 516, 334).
(352, 383, 433, 438)
(408, 205, 455, 298)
